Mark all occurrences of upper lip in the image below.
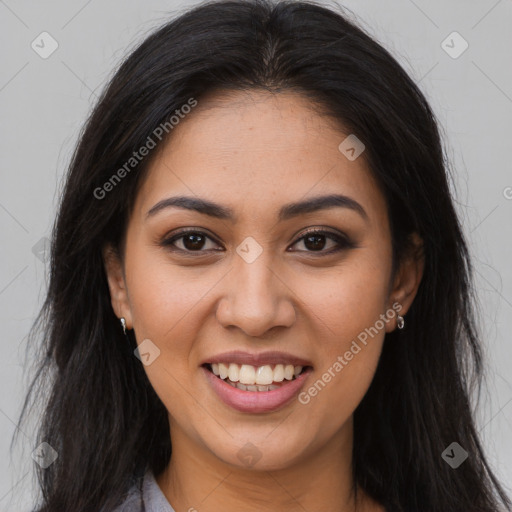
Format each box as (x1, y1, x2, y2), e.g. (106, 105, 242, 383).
(201, 350, 313, 368)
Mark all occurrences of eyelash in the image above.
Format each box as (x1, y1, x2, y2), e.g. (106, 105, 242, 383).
(160, 228, 355, 256)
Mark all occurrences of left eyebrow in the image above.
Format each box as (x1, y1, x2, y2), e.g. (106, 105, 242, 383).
(278, 194, 368, 222)
(145, 193, 369, 223)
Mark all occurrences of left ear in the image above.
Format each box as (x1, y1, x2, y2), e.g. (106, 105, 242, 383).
(385, 232, 425, 333)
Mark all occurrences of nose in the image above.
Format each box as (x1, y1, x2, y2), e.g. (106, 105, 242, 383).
(215, 254, 296, 338)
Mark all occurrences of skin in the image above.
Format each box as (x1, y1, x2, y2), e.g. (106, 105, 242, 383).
(104, 89, 424, 512)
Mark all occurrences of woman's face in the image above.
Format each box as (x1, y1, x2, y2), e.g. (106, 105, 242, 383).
(105, 89, 422, 471)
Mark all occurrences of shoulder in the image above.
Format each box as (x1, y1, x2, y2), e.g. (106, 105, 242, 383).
(109, 474, 143, 512)
(142, 469, 176, 511)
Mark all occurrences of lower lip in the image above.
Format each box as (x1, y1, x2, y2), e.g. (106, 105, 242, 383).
(202, 365, 312, 413)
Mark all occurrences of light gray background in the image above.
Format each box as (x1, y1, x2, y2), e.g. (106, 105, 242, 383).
(1, 0, 511, 510)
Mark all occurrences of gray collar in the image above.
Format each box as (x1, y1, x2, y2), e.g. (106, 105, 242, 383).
(141, 469, 176, 512)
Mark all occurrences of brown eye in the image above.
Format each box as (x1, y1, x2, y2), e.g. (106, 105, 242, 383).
(180, 232, 207, 251)
(161, 230, 222, 253)
(290, 229, 354, 254)
(302, 233, 330, 251)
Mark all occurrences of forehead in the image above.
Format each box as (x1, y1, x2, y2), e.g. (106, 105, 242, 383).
(133, 89, 387, 225)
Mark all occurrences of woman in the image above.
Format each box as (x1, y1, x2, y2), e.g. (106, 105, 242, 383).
(17, 0, 511, 510)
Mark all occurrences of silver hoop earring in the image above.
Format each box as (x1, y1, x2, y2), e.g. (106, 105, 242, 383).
(120, 317, 127, 335)
(397, 314, 405, 330)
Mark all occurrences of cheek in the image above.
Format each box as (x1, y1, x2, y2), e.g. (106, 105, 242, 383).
(126, 243, 214, 338)
(123, 245, 223, 395)
(124, 251, 216, 418)
(304, 249, 392, 346)
(296, 246, 391, 425)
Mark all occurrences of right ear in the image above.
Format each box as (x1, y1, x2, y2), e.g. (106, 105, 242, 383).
(102, 244, 133, 329)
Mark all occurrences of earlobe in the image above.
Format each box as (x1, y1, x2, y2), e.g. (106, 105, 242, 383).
(102, 244, 133, 329)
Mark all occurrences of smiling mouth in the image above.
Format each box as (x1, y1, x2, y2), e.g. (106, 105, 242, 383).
(203, 362, 311, 392)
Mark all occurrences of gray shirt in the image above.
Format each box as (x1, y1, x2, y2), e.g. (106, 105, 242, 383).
(112, 469, 176, 512)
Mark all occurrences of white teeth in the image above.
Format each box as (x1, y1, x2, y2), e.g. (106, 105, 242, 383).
(209, 362, 305, 387)
(273, 364, 285, 382)
(283, 364, 294, 380)
(218, 363, 229, 379)
(234, 382, 280, 392)
(228, 363, 240, 382)
(255, 365, 274, 385)
(239, 364, 256, 384)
